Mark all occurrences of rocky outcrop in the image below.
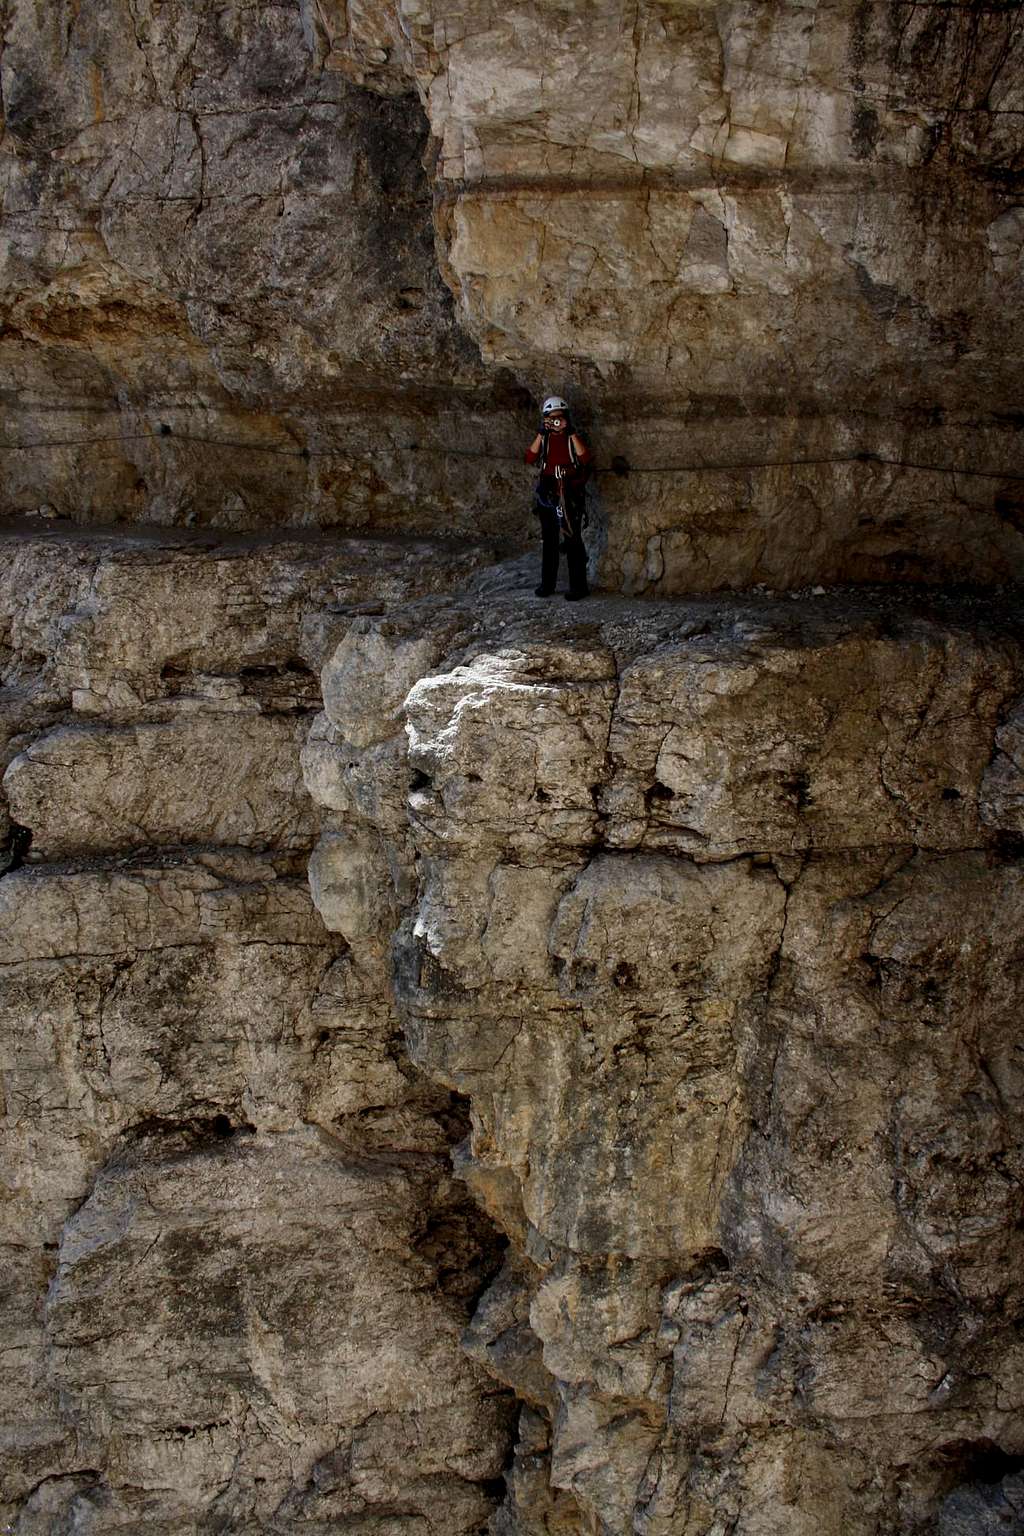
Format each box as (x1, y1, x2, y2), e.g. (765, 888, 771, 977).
(4, 522, 1023, 1533)
(0, 0, 526, 535)
(4, 1, 1024, 588)
(4, 2, 1024, 1532)
(326, 0, 1024, 592)
(303, 562, 1024, 1534)
(0, 526, 516, 1533)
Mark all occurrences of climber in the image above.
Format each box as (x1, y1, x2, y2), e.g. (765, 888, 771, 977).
(525, 396, 592, 601)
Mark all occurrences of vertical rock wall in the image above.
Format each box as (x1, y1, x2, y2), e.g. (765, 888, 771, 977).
(303, 571, 1024, 1534)
(0, 0, 527, 533)
(4, 0, 1024, 590)
(326, 0, 1024, 591)
(0, 528, 517, 1532)
(3, 3, 1024, 1534)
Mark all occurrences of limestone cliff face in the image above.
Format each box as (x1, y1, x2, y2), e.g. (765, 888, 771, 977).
(2, 4, 1024, 1535)
(303, 570, 1024, 1534)
(0, 0, 525, 535)
(4, 0, 1024, 585)
(0, 528, 518, 1533)
(329, 0, 1024, 591)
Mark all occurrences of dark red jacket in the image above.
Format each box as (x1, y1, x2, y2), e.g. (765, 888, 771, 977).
(526, 432, 591, 484)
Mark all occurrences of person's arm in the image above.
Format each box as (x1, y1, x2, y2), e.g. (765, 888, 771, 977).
(568, 434, 591, 482)
(525, 432, 544, 465)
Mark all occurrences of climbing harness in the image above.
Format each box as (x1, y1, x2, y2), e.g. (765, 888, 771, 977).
(534, 429, 583, 477)
(555, 465, 574, 537)
(533, 424, 589, 540)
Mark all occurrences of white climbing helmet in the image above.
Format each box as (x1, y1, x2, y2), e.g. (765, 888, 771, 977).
(542, 396, 569, 416)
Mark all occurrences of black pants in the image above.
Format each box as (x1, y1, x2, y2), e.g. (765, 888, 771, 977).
(536, 490, 588, 596)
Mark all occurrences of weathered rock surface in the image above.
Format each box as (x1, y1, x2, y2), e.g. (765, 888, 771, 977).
(303, 561, 1024, 1534)
(0, 0, 526, 535)
(4, 0, 1024, 588)
(0, 529, 515, 1532)
(5, 2, 1024, 1532)
(42, 1127, 509, 1533)
(321, 0, 1024, 591)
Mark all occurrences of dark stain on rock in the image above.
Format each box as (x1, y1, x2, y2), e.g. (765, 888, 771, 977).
(1, 822, 32, 876)
(851, 101, 880, 161)
(995, 489, 1024, 533)
(852, 262, 903, 323)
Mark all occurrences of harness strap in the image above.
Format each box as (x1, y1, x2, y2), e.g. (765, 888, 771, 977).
(538, 433, 580, 475)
